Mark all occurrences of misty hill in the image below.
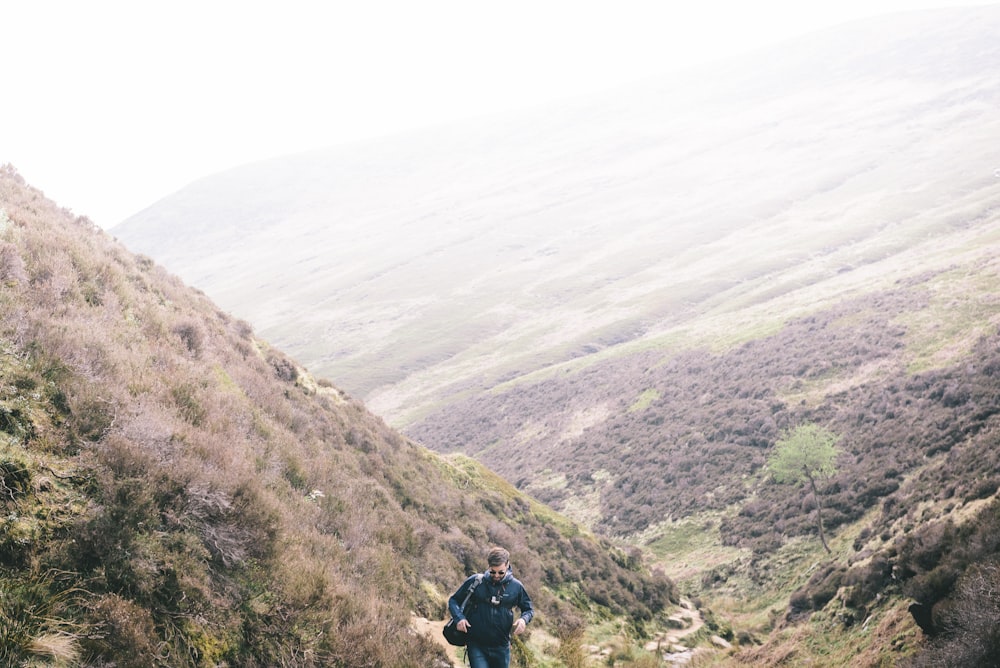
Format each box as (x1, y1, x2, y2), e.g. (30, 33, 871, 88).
(113, 7, 1000, 432)
(0, 167, 679, 666)
(107, 6, 1000, 665)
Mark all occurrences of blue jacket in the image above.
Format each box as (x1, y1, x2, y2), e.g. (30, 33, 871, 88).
(448, 568, 534, 648)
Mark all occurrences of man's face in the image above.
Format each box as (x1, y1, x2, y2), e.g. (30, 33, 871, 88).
(488, 562, 509, 582)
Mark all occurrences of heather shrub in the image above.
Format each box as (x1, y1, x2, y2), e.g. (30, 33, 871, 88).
(193, 479, 280, 566)
(170, 381, 207, 426)
(788, 563, 846, 617)
(63, 381, 117, 443)
(897, 521, 956, 581)
(0, 241, 28, 284)
(171, 320, 205, 358)
(83, 594, 162, 666)
(843, 553, 893, 608)
(907, 563, 1000, 668)
(552, 606, 588, 668)
(267, 348, 298, 382)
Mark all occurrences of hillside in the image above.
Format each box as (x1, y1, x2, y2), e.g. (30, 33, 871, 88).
(410, 265, 1000, 536)
(104, 6, 1000, 666)
(112, 6, 1000, 431)
(411, 259, 1000, 665)
(0, 167, 680, 666)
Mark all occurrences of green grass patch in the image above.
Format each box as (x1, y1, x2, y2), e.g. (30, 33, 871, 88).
(637, 511, 748, 589)
(430, 451, 583, 537)
(897, 260, 1000, 373)
(628, 389, 661, 413)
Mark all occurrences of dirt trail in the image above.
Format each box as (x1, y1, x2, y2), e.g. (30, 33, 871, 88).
(416, 601, 710, 666)
(669, 599, 705, 641)
(412, 615, 464, 666)
(643, 598, 709, 664)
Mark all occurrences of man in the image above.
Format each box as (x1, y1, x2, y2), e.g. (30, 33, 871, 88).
(448, 546, 534, 668)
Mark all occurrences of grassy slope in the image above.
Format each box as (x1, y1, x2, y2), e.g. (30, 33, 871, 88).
(0, 168, 681, 666)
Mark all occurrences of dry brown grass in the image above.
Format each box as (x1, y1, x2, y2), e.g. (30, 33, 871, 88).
(28, 633, 82, 665)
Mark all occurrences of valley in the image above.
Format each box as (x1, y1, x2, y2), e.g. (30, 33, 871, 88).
(96, 5, 1000, 665)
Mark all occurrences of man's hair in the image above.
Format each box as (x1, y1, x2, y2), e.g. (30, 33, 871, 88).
(487, 546, 510, 567)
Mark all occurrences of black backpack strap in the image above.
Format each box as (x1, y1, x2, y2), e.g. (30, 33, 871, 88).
(458, 573, 484, 613)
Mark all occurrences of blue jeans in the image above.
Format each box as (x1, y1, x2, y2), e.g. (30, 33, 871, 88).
(467, 643, 510, 668)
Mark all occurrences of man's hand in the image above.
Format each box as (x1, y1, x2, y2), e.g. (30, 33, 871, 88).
(457, 619, 471, 633)
(512, 618, 526, 636)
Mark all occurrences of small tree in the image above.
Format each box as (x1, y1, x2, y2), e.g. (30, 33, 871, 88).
(768, 423, 841, 553)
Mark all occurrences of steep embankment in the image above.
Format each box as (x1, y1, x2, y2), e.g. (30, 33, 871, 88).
(0, 167, 678, 666)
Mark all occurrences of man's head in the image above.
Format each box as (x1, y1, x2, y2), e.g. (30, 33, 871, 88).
(487, 546, 510, 581)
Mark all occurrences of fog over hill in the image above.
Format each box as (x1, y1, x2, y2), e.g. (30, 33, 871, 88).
(97, 6, 1000, 665)
(114, 6, 1000, 430)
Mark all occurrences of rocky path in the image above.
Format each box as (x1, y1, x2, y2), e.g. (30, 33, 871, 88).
(642, 597, 720, 665)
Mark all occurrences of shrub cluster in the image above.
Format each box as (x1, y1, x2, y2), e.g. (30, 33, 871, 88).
(410, 273, 1000, 565)
(822, 499, 1000, 666)
(410, 288, 930, 539)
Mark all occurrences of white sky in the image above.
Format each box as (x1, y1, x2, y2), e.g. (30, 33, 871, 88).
(3, 0, 995, 227)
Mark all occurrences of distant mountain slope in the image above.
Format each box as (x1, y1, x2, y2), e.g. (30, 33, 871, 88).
(113, 6, 1000, 428)
(0, 167, 677, 666)
(410, 262, 1000, 537)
